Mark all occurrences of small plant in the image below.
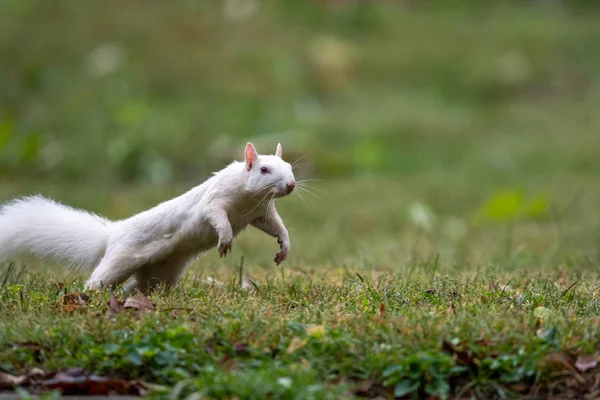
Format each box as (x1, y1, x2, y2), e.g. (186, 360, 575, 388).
(153, 365, 345, 400)
(478, 353, 537, 384)
(383, 351, 466, 399)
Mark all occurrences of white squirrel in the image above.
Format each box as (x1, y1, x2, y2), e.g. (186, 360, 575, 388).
(0, 142, 296, 293)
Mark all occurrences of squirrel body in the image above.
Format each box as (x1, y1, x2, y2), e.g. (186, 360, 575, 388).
(0, 143, 295, 293)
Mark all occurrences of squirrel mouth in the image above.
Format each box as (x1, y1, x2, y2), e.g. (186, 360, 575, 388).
(272, 188, 291, 198)
(266, 182, 295, 199)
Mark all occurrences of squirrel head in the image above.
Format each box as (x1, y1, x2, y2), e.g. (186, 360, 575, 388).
(244, 142, 296, 198)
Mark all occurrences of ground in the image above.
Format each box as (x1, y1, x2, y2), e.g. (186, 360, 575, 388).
(2, 1, 600, 399)
(2, 180, 600, 399)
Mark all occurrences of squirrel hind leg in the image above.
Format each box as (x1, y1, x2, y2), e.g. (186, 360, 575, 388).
(133, 255, 192, 294)
(123, 279, 139, 295)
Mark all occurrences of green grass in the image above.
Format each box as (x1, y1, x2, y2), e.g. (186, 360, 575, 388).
(2, 180, 600, 399)
(1, 256, 599, 399)
(3, 1, 600, 398)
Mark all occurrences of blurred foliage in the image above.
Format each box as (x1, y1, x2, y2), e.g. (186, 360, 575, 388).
(479, 189, 550, 222)
(1, 0, 600, 187)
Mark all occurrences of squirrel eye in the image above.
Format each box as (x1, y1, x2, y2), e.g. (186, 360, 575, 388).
(260, 166, 270, 175)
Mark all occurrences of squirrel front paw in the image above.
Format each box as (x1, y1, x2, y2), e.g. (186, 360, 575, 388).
(83, 281, 102, 291)
(84, 280, 102, 291)
(274, 236, 290, 265)
(217, 238, 233, 258)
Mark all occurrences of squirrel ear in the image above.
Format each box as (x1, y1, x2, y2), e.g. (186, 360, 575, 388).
(245, 142, 258, 170)
(275, 143, 283, 158)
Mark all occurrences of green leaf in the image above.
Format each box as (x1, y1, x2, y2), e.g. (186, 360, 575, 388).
(116, 101, 149, 128)
(536, 327, 558, 344)
(155, 350, 178, 366)
(451, 365, 468, 374)
(425, 378, 450, 398)
(382, 365, 403, 384)
(8, 284, 24, 294)
(524, 195, 550, 218)
(104, 343, 121, 354)
(393, 379, 420, 397)
(481, 189, 523, 221)
(124, 350, 143, 366)
(533, 306, 554, 320)
(354, 138, 385, 172)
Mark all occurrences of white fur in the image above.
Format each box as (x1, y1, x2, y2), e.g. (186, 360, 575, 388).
(0, 143, 295, 293)
(0, 195, 112, 268)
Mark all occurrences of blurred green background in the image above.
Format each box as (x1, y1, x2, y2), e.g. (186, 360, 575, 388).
(1, 0, 600, 271)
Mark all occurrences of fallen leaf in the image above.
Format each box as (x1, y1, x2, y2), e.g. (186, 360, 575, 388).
(10, 341, 43, 351)
(510, 383, 530, 393)
(475, 337, 496, 347)
(353, 379, 374, 396)
(123, 289, 155, 313)
(106, 291, 123, 319)
(219, 355, 237, 371)
(449, 302, 457, 315)
(41, 368, 146, 395)
(287, 337, 307, 354)
(538, 353, 577, 372)
(233, 343, 249, 355)
(27, 367, 45, 377)
(0, 368, 45, 390)
(0, 371, 27, 389)
(374, 303, 386, 323)
(58, 292, 89, 313)
(442, 340, 474, 367)
(79, 293, 90, 302)
(575, 353, 598, 372)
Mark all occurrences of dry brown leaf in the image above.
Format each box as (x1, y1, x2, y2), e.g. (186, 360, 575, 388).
(353, 379, 374, 396)
(233, 343, 249, 355)
(441, 340, 474, 367)
(58, 292, 89, 313)
(510, 383, 530, 393)
(1, 367, 146, 396)
(286, 337, 307, 354)
(538, 352, 586, 386)
(0, 371, 27, 389)
(575, 353, 598, 372)
(106, 291, 123, 319)
(79, 293, 90, 302)
(106, 289, 155, 319)
(9, 341, 43, 352)
(41, 368, 146, 396)
(538, 353, 573, 370)
(0, 368, 45, 390)
(475, 337, 497, 347)
(123, 289, 155, 313)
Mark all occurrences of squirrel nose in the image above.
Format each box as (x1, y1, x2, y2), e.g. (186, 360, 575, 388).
(286, 182, 296, 193)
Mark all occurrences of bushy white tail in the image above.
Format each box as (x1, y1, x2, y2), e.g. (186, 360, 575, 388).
(0, 195, 113, 269)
